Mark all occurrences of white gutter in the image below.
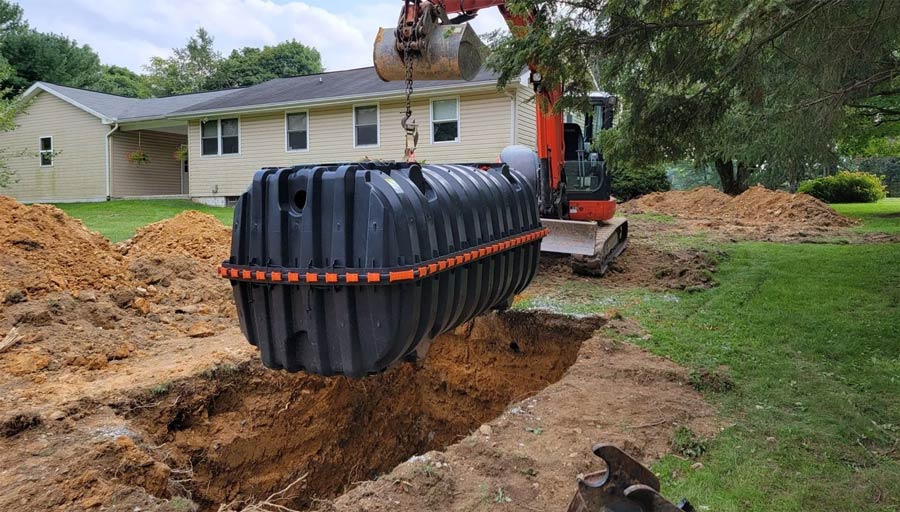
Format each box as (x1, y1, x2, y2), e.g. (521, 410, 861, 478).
(104, 123, 120, 200)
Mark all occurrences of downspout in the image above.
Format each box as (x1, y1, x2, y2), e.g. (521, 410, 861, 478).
(506, 89, 517, 146)
(105, 122, 120, 200)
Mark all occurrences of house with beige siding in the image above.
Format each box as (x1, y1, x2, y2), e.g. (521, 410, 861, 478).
(0, 67, 536, 205)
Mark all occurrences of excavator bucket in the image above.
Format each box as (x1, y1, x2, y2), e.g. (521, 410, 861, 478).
(220, 162, 546, 377)
(373, 23, 486, 82)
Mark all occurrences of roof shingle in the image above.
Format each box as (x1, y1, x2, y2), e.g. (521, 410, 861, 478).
(31, 66, 501, 122)
(171, 67, 500, 115)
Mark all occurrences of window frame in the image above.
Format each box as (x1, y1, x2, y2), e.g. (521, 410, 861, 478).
(353, 103, 380, 148)
(39, 135, 53, 167)
(200, 117, 241, 157)
(284, 110, 310, 153)
(430, 96, 461, 144)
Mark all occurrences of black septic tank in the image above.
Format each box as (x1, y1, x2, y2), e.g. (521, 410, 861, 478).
(220, 162, 547, 377)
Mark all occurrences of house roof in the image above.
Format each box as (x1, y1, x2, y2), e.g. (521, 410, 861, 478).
(22, 67, 502, 123)
(23, 83, 242, 122)
(170, 66, 501, 116)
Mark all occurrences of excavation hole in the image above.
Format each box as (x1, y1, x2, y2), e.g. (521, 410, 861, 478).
(128, 310, 601, 510)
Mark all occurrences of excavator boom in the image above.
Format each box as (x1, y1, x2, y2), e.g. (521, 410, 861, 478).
(373, 0, 627, 275)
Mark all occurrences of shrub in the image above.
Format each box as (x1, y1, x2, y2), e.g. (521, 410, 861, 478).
(798, 171, 886, 203)
(611, 165, 670, 201)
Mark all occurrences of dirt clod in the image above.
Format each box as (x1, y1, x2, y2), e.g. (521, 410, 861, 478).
(1, 413, 41, 437)
(187, 322, 215, 338)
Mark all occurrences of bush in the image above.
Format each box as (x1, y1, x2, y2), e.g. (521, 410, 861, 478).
(611, 166, 670, 201)
(798, 171, 886, 203)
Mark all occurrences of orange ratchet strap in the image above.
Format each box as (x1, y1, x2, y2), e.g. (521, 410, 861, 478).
(219, 226, 550, 285)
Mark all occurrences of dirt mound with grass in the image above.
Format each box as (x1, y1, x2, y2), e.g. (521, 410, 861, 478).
(120, 211, 231, 267)
(0, 196, 128, 300)
(626, 186, 854, 229)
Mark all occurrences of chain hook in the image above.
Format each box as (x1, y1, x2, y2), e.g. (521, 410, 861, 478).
(399, 0, 421, 162)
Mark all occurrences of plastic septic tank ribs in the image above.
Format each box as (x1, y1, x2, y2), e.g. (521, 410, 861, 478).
(219, 162, 547, 377)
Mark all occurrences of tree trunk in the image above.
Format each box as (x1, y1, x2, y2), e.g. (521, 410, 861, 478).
(715, 158, 751, 195)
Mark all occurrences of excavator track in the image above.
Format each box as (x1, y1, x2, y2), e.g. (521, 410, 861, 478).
(570, 218, 628, 276)
(541, 217, 628, 276)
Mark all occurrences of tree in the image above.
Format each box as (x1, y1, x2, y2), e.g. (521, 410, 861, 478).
(487, 1, 900, 194)
(91, 65, 151, 98)
(0, 0, 24, 34)
(144, 27, 221, 96)
(206, 40, 323, 90)
(0, 57, 24, 188)
(0, 29, 102, 94)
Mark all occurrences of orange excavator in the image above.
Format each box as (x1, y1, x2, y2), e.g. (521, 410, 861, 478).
(373, 0, 628, 275)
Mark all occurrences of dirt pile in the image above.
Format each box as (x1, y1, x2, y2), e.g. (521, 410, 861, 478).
(626, 186, 855, 228)
(0, 203, 235, 382)
(121, 211, 231, 267)
(627, 186, 732, 218)
(726, 186, 855, 227)
(121, 210, 236, 329)
(0, 196, 128, 300)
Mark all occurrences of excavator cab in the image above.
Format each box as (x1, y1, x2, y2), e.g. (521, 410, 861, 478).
(562, 93, 616, 204)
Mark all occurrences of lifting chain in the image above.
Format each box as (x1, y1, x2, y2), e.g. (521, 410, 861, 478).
(400, 0, 420, 162)
(402, 36, 418, 162)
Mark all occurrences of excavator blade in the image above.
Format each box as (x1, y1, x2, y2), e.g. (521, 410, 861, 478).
(540, 218, 601, 256)
(373, 23, 486, 82)
(542, 218, 629, 276)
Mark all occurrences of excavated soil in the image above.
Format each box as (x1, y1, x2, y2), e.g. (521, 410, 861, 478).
(0, 313, 716, 512)
(0, 196, 129, 300)
(622, 186, 858, 240)
(0, 198, 719, 512)
(119, 211, 232, 266)
(0, 209, 234, 404)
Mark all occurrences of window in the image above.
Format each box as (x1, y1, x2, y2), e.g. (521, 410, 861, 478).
(200, 118, 240, 156)
(286, 112, 308, 151)
(39, 136, 53, 166)
(354, 105, 379, 147)
(431, 98, 459, 143)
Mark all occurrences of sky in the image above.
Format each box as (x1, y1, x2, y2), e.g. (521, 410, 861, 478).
(15, 0, 508, 73)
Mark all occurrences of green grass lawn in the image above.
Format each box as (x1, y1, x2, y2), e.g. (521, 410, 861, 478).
(56, 199, 234, 242)
(632, 242, 900, 511)
(832, 198, 900, 234)
(614, 199, 900, 511)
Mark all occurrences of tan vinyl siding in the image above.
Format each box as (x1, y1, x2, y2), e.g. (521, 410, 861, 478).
(110, 130, 186, 196)
(515, 84, 536, 150)
(188, 90, 514, 197)
(0, 92, 108, 202)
